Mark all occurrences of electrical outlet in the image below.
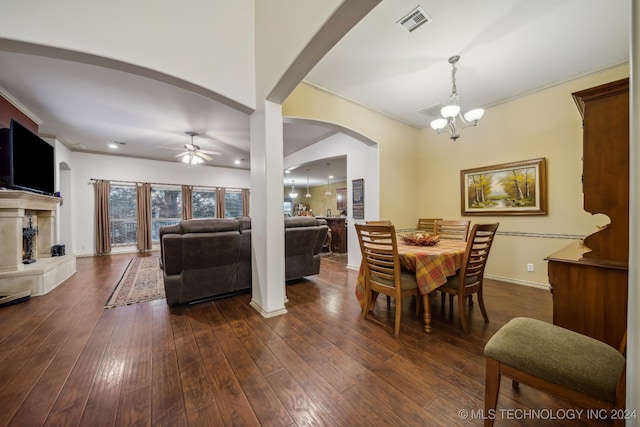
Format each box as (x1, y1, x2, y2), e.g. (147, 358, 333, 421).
(527, 263, 534, 272)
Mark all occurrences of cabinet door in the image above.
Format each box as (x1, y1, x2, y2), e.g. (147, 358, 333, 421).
(336, 188, 347, 211)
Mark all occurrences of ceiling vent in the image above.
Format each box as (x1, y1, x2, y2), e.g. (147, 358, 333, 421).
(397, 6, 431, 33)
(417, 103, 444, 119)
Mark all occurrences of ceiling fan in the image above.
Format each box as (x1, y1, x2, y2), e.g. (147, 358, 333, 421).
(164, 131, 221, 165)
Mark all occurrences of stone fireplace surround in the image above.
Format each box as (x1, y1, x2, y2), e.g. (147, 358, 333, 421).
(0, 190, 76, 296)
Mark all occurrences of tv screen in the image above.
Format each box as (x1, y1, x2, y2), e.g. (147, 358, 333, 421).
(0, 119, 55, 196)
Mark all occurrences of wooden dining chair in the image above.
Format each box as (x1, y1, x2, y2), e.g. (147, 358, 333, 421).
(355, 223, 421, 336)
(366, 220, 392, 225)
(417, 218, 441, 234)
(434, 219, 471, 241)
(365, 220, 394, 309)
(439, 223, 499, 333)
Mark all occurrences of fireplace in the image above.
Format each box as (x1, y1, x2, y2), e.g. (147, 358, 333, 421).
(0, 190, 76, 295)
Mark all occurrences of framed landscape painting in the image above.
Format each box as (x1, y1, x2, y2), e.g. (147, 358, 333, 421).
(460, 158, 547, 216)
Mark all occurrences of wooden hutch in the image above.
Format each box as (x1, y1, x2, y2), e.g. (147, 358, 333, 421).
(546, 78, 629, 348)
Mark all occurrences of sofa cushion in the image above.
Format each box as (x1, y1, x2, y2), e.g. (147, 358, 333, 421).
(180, 218, 239, 234)
(182, 231, 241, 270)
(284, 216, 320, 228)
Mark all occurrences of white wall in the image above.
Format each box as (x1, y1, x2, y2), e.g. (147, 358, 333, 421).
(70, 152, 250, 256)
(284, 132, 379, 269)
(52, 139, 73, 251)
(0, 0, 256, 109)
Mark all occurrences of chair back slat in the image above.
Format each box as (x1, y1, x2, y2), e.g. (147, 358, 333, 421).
(460, 223, 499, 284)
(356, 224, 401, 290)
(435, 220, 471, 241)
(417, 218, 441, 234)
(366, 220, 392, 225)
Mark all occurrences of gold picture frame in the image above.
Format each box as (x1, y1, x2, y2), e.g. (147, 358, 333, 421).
(460, 158, 547, 216)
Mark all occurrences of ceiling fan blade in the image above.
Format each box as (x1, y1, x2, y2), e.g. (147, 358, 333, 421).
(199, 149, 221, 155)
(159, 146, 185, 151)
(175, 152, 189, 157)
(197, 152, 213, 161)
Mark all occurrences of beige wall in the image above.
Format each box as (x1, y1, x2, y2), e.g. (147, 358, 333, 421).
(285, 66, 628, 288)
(419, 64, 629, 287)
(283, 83, 420, 227)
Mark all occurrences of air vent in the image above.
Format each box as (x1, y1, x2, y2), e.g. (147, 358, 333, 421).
(397, 6, 431, 33)
(417, 103, 444, 119)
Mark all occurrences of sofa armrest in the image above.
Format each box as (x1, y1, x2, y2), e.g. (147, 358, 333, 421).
(162, 234, 183, 275)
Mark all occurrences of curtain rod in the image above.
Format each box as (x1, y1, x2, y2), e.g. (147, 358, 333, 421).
(88, 178, 247, 191)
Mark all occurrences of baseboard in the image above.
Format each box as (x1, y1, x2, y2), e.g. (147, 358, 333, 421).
(249, 299, 288, 318)
(484, 274, 550, 290)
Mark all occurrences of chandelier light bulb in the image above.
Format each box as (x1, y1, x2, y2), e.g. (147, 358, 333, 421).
(430, 118, 448, 130)
(463, 108, 485, 122)
(441, 104, 460, 119)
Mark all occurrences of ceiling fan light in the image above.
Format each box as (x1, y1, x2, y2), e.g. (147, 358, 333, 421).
(430, 118, 448, 130)
(192, 156, 203, 165)
(441, 104, 460, 119)
(182, 155, 191, 163)
(464, 108, 485, 122)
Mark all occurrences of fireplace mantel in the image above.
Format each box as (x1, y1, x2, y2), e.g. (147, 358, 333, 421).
(0, 190, 76, 295)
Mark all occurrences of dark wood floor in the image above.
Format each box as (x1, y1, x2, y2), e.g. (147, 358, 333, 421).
(0, 252, 611, 426)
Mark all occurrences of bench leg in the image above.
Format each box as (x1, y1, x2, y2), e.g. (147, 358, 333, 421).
(485, 357, 501, 427)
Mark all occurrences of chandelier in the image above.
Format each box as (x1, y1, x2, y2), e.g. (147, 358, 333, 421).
(289, 180, 298, 198)
(430, 55, 484, 141)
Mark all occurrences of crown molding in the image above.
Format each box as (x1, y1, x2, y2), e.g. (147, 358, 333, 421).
(0, 85, 43, 125)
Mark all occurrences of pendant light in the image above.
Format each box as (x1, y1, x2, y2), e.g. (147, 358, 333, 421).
(304, 169, 312, 198)
(289, 180, 298, 198)
(324, 163, 332, 196)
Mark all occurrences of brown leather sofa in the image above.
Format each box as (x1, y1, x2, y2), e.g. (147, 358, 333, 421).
(160, 217, 329, 305)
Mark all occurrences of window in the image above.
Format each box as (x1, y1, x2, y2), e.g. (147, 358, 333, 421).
(151, 188, 182, 241)
(192, 189, 217, 218)
(109, 185, 137, 245)
(224, 190, 243, 218)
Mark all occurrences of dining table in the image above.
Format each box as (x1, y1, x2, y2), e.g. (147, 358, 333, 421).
(355, 238, 467, 333)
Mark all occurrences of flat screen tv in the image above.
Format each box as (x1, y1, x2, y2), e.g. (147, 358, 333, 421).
(0, 119, 55, 196)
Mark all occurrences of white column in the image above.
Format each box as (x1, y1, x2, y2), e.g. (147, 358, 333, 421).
(627, 0, 639, 416)
(249, 100, 287, 317)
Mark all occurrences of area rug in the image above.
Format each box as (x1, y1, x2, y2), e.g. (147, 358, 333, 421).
(105, 256, 165, 308)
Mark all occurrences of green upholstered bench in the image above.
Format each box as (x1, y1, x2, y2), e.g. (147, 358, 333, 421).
(483, 317, 626, 427)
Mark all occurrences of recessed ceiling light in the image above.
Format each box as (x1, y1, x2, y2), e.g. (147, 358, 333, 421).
(234, 159, 241, 165)
(109, 141, 125, 149)
(329, 175, 334, 179)
(285, 170, 291, 174)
